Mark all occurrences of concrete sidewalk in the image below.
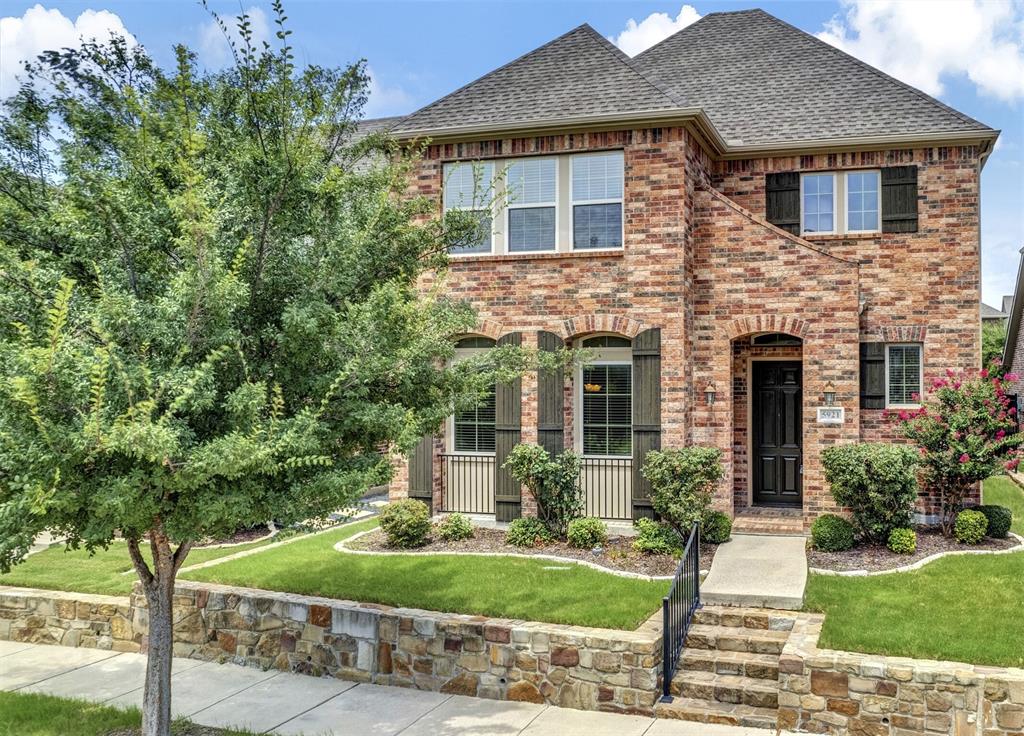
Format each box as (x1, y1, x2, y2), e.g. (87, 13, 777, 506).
(701, 534, 808, 609)
(0, 641, 795, 735)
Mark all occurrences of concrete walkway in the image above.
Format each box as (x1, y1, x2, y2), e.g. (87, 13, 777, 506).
(0, 641, 795, 736)
(701, 534, 807, 609)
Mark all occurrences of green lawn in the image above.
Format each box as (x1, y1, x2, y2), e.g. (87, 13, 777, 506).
(0, 536, 275, 596)
(804, 476, 1024, 667)
(982, 474, 1024, 535)
(0, 691, 253, 736)
(182, 518, 668, 630)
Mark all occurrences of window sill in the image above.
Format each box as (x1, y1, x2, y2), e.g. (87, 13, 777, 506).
(448, 249, 625, 265)
(802, 232, 882, 242)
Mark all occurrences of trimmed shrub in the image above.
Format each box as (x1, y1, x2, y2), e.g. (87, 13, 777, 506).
(503, 445, 583, 538)
(811, 514, 856, 552)
(821, 443, 919, 544)
(505, 517, 552, 548)
(972, 504, 1012, 539)
(567, 517, 608, 549)
(642, 447, 724, 538)
(702, 511, 732, 544)
(437, 513, 474, 542)
(632, 518, 683, 555)
(954, 509, 988, 544)
(887, 527, 917, 555)
(379, 499, 431, 548)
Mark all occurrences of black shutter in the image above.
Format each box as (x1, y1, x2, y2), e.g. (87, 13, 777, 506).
(632, 328, 661, 520)
(407, 434, 434, 507)
(881, 166, 918, 233)
(537, 331, 565, 456)
(860, 342, 887, 409)
(765, 172, 801, 235)
(494, 332, 522, 521)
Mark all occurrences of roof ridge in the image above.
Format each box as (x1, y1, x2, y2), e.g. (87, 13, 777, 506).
(396, 24, 596, 132)
(756, 11, 992, 132)
(578, 23, 686, 107)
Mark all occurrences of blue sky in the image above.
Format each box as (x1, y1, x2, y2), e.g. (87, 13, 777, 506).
(2, 1, 1022, 305)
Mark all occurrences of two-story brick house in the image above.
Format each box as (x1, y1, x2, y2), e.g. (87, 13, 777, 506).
(385, 9, 998, 532)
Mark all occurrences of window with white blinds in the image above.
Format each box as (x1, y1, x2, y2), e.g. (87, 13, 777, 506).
(454, 388, 496, 453)
(886, 344, 922, 407)
(506, 158, 556, 252)
(582, 363, 632, 457)
(572, 152, 624, 250)
(443, 161, 495, 254)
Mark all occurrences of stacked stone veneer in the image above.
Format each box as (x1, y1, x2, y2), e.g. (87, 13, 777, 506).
(0, 586, 139, 652)
(779, 614, 1024, 735)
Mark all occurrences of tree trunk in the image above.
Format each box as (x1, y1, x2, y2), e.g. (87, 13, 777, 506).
(128, 524, 192, 736)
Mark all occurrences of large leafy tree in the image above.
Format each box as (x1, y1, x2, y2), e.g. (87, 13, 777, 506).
(0, 7, 522, 735)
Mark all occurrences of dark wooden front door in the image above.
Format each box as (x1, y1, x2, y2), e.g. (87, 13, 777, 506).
(752, 361, 802, 507)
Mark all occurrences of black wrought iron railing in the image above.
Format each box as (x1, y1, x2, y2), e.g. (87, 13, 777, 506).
(660, 523, 701, 702)
(579, 456, 633, 520)
(440, 453, 496, 514)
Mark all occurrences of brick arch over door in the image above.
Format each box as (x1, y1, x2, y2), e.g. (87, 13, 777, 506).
(725, 314, 810, 341)
(560, 314, 647, 341)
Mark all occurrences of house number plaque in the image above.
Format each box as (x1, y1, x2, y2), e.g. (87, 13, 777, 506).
(816, 407, 845, 425)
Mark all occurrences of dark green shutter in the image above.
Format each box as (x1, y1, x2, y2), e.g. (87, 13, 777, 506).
(860, 342, 886, 409)
(765, 172, 801, 235)
(494, 332, 522, 521)
(407, 434, 433, 507)
(537, 331, 565, 456)
(632, 328, 661, 520)
(881, 166, 918, 233)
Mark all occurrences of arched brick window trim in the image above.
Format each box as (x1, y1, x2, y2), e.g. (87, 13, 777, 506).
(877, 325, 928, 342)
(469, 319, 505, 341)
(726, 315, 810, 341)
(561, 314, 646, 341)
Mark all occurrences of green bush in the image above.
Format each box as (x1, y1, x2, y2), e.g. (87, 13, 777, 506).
(811, 514, 856, 552)
(631, 518, 683, 555)
(505, 517, 553, 548)
(954, 509, 988, 544)
(437, 513, 474, 542)
(887, 527, 917, 555)
(972, 505, 1012, 539)
(821, 443, 919, 544)
(642, 447, 724, 538)
(702, 511, 732, 544)
(379, 499, 432, 548)
(503, 445, 583, 538)
(566, 517, 608, 549)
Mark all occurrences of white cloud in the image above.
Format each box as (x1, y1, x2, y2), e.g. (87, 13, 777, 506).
(817, 0, 1024, 103)
(364, 66, 415, 118)
(0, 4, 137, 98)
(610, 4, 702, 57)
(198, 6, 270, 68)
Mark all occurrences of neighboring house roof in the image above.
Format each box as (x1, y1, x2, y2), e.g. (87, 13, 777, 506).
(392, 25, 682, 138)
(355, 116, 405, 137)
(1003, 248, 1024, 369)
(386, 8, 996, 153)
(982, 302, 1009, 321)
(632, 9, 994, 148)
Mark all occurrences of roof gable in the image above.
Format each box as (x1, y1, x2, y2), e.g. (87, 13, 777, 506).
(632, 9, 993, 147)
(393, 25, 682, 135)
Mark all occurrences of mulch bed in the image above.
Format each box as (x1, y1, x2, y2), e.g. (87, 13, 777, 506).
(808, 527, 1020, 573)
(346, 526, 718, 577)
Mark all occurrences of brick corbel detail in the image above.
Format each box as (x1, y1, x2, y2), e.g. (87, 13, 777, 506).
(561, 314, 646, 341)
(725, 314, 811, 341)
(876, 325, 928, 342)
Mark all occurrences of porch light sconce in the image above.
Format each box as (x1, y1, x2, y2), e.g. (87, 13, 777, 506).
(704, 381, 717, 406)
(823, 381, 837, 407)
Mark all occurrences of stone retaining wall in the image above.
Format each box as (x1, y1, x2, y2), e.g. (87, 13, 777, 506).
(0, 587, 139, 652)
(780, 615, 1024, 735)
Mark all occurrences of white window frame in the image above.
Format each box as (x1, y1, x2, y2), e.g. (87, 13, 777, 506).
(569, 151, 625, 253)
(800, 170, 882, 237)
(574, 338, 633, 459)
(443, 161, 497, 258)
(505, 157, 558, 254)
(884, 343, 923, 409)
(447, 343, 497, 456)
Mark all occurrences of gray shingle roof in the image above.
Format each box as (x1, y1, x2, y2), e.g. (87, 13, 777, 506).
(982, 302, 1009, 320)
(632, 9, 993, 146)
(392, 25, 682, 135)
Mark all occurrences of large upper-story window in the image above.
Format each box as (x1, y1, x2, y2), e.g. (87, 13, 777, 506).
(801, 170, 880, 236)
(441, 151, 624, 256)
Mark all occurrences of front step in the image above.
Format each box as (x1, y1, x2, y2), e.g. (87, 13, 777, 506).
(685, 623, 789, 655)
(693, 606, 798, 632)
(655, 697, 779, 730)
(731, 509, 805, 536)
(671, 671, 779, 708)
(681, 649, 780, 680)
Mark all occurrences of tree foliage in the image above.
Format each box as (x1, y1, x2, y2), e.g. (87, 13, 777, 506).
(641, 447, 723, 538)
(982, 321, 1007, 372)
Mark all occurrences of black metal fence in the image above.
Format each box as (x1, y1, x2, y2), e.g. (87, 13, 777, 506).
(579, 456, 633, 520)
(660, 524, 701, 702)
(441, 453, 496, 514)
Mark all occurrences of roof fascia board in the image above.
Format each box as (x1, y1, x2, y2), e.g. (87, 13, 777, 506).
(720, 129, 1000, 159)
(1002, 248, 1024, 368)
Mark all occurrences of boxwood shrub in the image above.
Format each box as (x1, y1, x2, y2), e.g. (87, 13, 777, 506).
(811, 513, 856, 552)
(632, 518, 683, 555)
(379, 499, 431, 548)
(566, 517, 608, 549)
(972, 504, 1012, 539)
(506, 517, 552, 548)
(702, 511, 732, 544)
(437, 512, 474, 542)
(954, 509, 988, 544)
(887, 527, 917, 555)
